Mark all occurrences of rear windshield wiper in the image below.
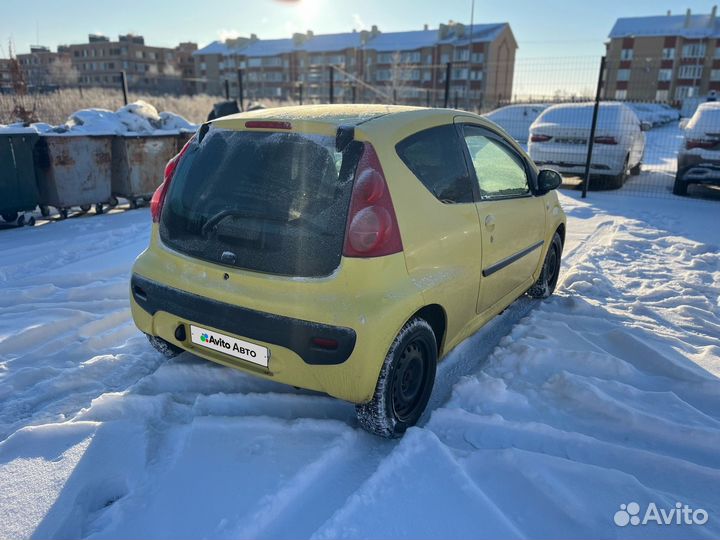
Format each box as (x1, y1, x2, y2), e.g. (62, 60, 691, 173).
(201, 209, 331, 237)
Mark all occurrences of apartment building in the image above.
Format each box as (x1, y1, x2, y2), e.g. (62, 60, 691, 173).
(16, 35, 197, 93)
(0, 58, 14, 93)
(193, 21, 516, 109)
(605, 7, 720, 102)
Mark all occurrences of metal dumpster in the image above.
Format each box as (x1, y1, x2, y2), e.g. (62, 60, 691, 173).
(34, 135, 113, 218)
(111, 134, 178, 208)
(0, 132, 40, 224)
(176, 130, 195, 150)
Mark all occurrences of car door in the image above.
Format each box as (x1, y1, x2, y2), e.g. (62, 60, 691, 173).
(457, 121, 546, 314)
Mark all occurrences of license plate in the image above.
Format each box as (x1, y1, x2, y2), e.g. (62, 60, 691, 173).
(190, 324, 269, 367)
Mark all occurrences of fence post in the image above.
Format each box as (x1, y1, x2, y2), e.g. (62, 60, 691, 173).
(582, 55, 606, 199)
(329, 66, 334, 104)
(224, 79, 230, 100)
(454, 91, 459, 109)
(393, 88, 397, 105)
(298, 82, 303, 106)
(237, 69, 244, 111)
(119, 71, 128, 105)
(443, 62, 452, 108)
(426, 89, 430, 107)
(352, 85, 356, 104)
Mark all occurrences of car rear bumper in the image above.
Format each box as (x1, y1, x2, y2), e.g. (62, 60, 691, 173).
(677, 154, 720, 184)
(131, 274, 357, 366)
(530, 145, 626, 176)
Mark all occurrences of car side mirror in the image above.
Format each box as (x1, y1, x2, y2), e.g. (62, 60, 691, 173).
(640, 121, 652, 132)
(537, 169, 562, 193)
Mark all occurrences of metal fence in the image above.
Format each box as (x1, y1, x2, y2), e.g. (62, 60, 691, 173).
(1, 55, 719, 202)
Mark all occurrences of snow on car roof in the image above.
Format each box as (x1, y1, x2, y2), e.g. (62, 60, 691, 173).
(609, 13, 720, 39)
(534, 102, 634, 127)
(686, 101, 720, 131)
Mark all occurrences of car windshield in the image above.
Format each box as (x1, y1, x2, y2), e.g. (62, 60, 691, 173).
(160, 127, 363, 277)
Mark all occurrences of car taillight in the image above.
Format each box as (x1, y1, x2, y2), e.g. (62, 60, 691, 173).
(343, 143, 403, 258)
(530, 134, 552, 142)
(594, 136, 618, 145)
(686, 138, 718, 150)
(151, 136, 194, 223)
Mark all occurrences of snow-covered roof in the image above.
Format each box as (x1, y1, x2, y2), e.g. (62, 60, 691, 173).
(365, 30, 438, 52)
(242, 38, 295, 57)
(303, 32, 364, 53)
(609, 14, 720, 39)
(438, 23, 508, 46)
(193, 40, 232, 56)
(193, 22, 511, 59)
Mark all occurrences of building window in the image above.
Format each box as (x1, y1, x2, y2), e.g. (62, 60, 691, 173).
(678, 65, 703, 79)
(440, 53, 450, 63)
(375, 69, 391, 81)
(658, 69, 672, 81)
(655, 89, 669, 101)
(620, 48, 633, 60)
(662, 47, 675, 60)
(470, 70, 483, 80)
(615, 89, 627, 100)
(248, 58, 261, 67)
(681, 43, 706, 58)
(452, 67, 468, 79)
(423, 70, 432, 81)
(675, 85, 699, 99)
(711, 69, 720, 81)
(470, 52, 484, 63)
(453, 48, 469, 61)
(715, 47, 720, 58)
(616, 69, 630, 81)
(376, 53, 393, 64)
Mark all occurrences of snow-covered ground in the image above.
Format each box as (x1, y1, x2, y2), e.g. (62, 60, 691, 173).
(0, 188, 718, 538)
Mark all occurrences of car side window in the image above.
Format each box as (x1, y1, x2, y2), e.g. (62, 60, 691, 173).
(395, 124, 474, 204)
(462, 126, 530, 199)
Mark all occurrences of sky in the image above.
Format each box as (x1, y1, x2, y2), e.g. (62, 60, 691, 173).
(1, 0, 718, 98)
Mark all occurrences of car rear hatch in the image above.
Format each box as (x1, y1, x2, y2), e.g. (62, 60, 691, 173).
(159, 118, 367, 278)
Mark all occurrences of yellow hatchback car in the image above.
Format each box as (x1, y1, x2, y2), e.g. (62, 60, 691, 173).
(130, 104, 566, 437)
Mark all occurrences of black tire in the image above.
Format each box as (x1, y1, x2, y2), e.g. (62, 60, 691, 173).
(58, 208, 68, 220)
(108, 196, 119, 208)
(129, 199, 138, 210)
(1, 212, 18, 223)
(95, 203, 104, 215)
(146, 334, 183, 358)
(630, 162, 642, 176)
(673, 174, 688, 196)
(528, 232, 563, 299)
(356, 318, 437, 438)
(79, 204, 91, 213)
(26, 216, 35, 227)
(40, 205, 50, 217)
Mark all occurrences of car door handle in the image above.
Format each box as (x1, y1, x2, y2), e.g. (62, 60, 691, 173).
(484, 214, 496, 230)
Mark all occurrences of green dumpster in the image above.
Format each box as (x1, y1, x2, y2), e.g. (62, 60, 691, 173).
(0, 133, 40, 224)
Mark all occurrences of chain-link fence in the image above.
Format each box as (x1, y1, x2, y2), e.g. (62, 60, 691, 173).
(2, 54, 719, 202)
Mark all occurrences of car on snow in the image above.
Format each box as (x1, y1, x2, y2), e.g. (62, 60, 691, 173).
(674, 101, 720, 196)
(482, 103, 548, 143)
(529, 102, 648, 189)
(130, 104, 567, 437)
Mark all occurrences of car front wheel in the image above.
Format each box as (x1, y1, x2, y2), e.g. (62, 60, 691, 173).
(528, 232, 563, 299)
(356, 318, 437, 438)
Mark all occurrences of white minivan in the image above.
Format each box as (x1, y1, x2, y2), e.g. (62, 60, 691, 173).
(529, 102, 648, 188)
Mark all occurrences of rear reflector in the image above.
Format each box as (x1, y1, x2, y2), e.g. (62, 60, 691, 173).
(245, 121, 292, 130)
(311, 337, 339, 350)
(530, 134, 552, 142)
(686, 138, 718, 150)
(594, 136, 618, 145)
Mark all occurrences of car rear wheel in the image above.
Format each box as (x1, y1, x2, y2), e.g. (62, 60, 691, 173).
(356, 318, 437, 438)
(528, 232, 563, 299)
(630, 162, 642, 176)
(146, 333, 183, 358)
(673, 173, 688, 196)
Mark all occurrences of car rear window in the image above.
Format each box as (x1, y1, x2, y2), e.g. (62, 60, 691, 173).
(395, 124, 473, 204)
(537, 103, 628, 128)
(159, 127, 363, 277)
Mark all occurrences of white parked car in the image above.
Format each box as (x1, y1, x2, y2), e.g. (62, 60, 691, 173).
(483, 104, 548, 143)
(674, 101, 720, 195)
(529, 102, 648, 189)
